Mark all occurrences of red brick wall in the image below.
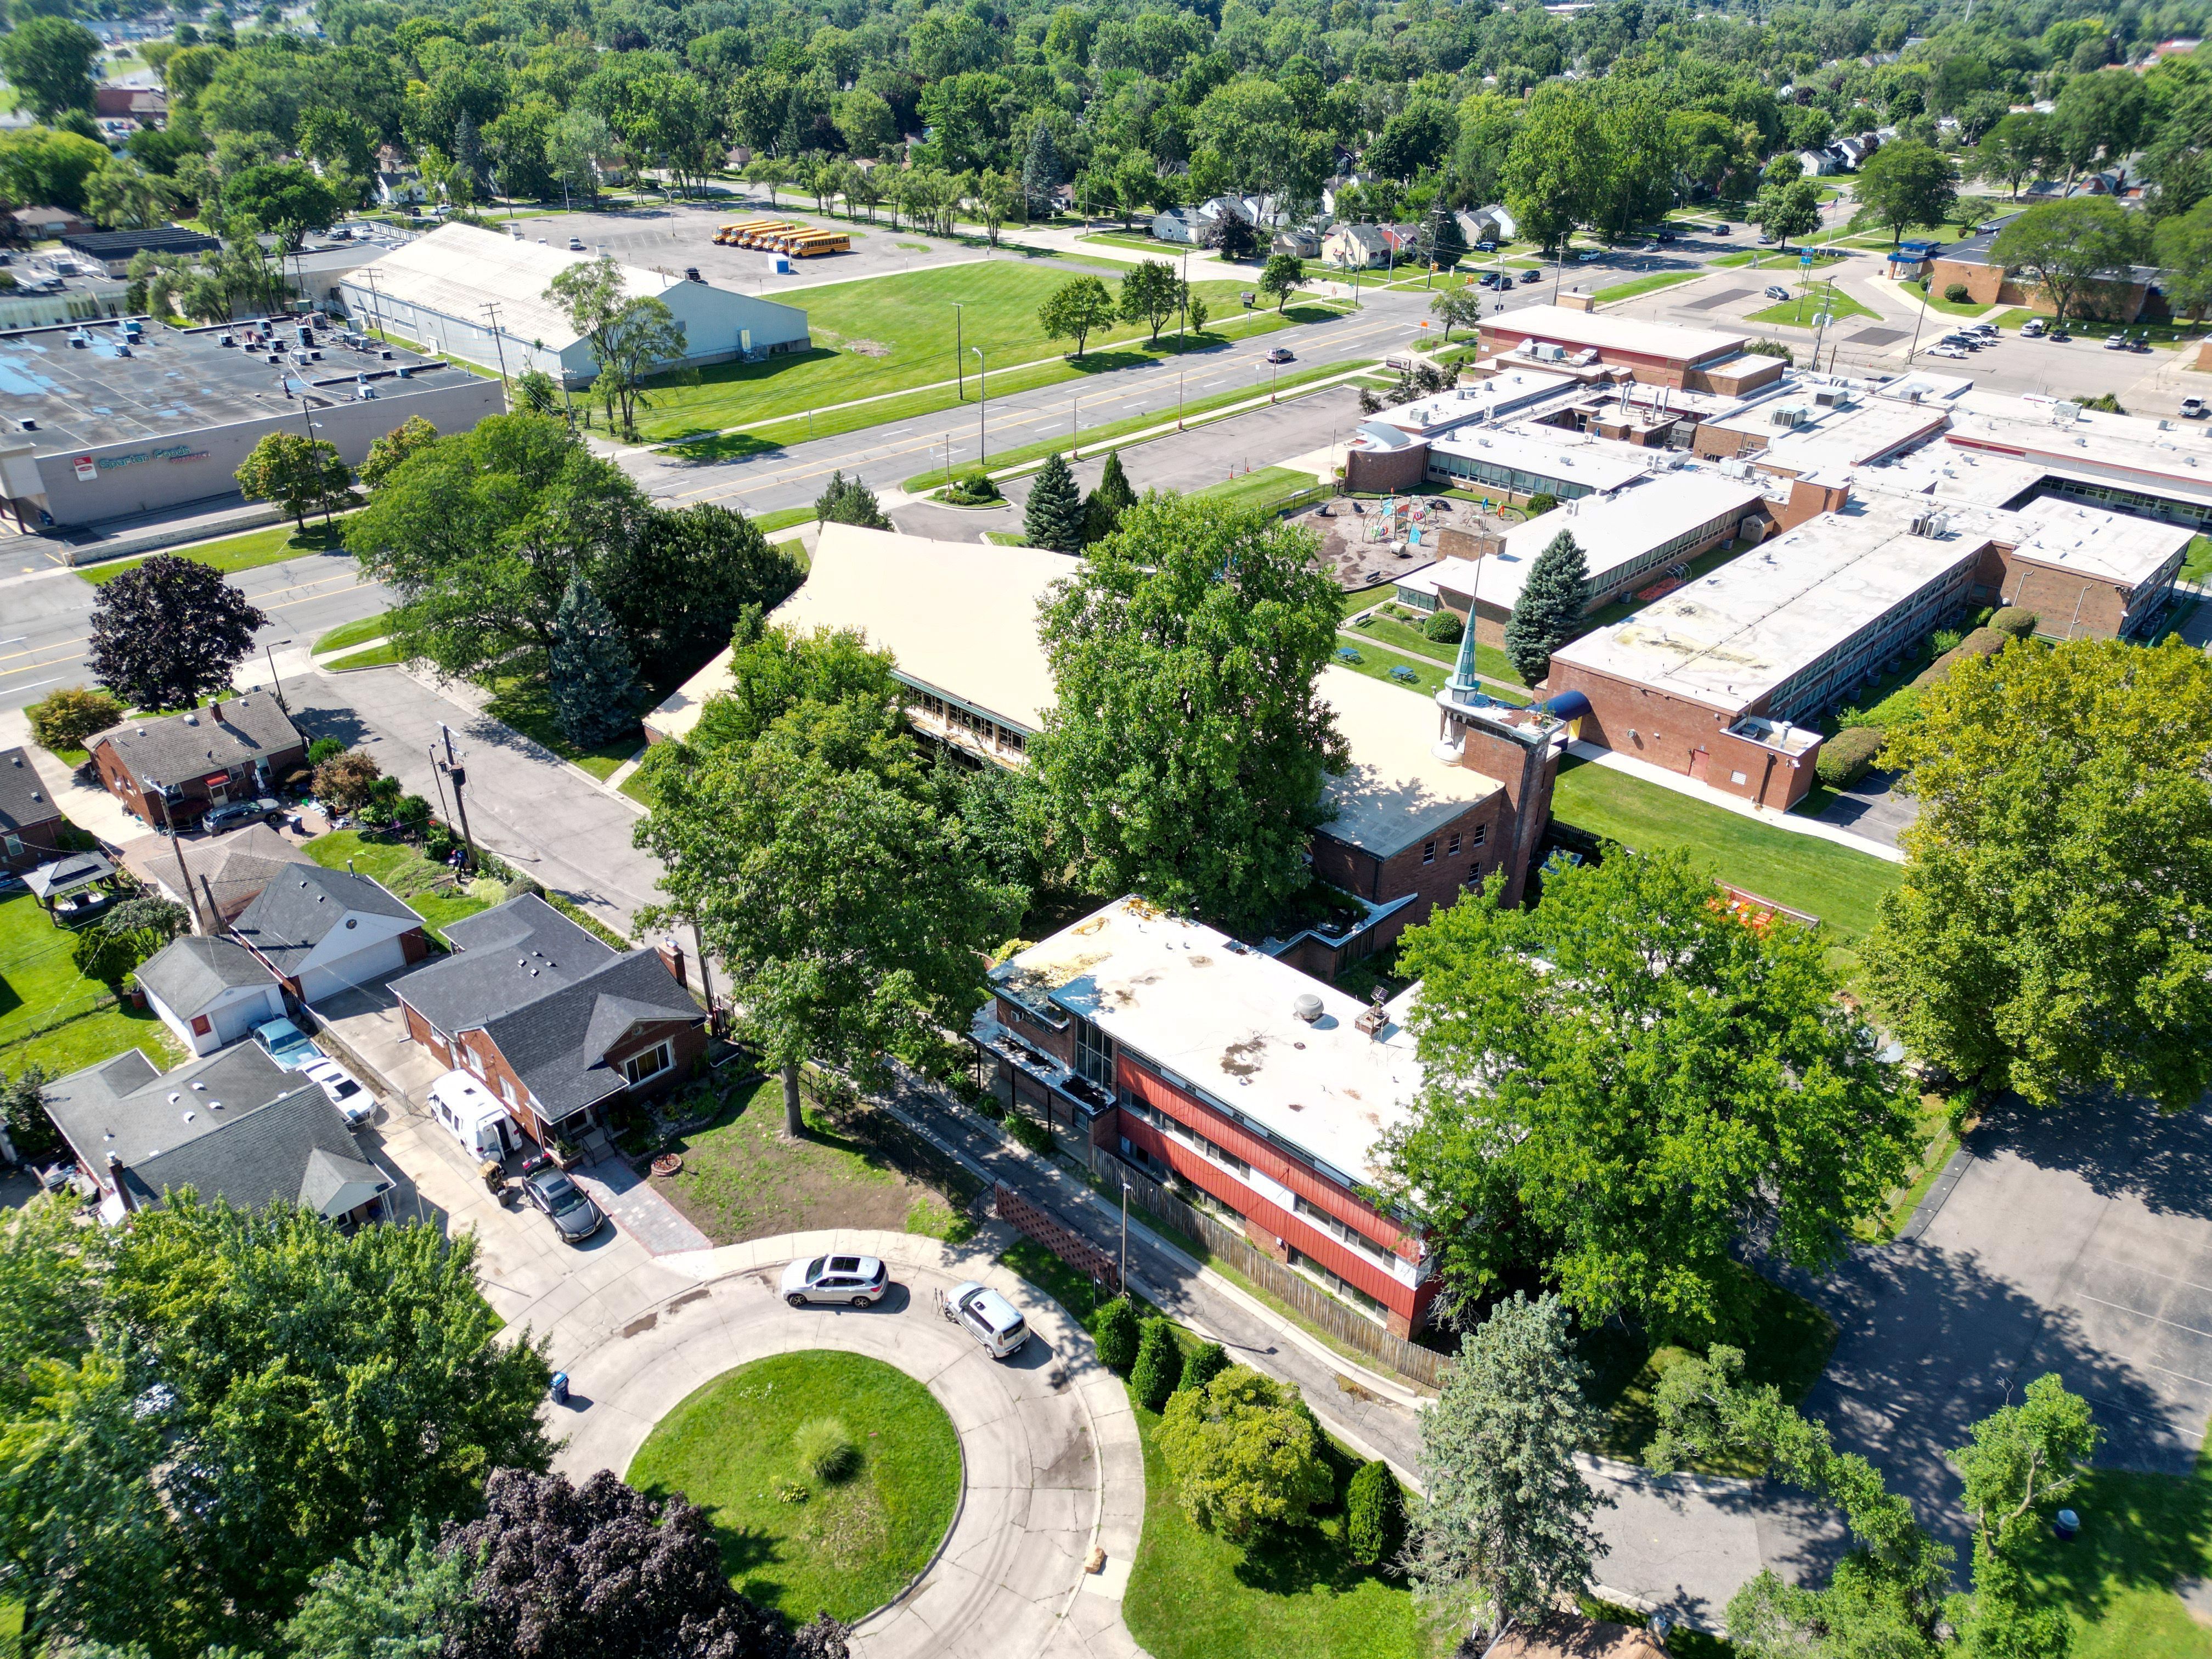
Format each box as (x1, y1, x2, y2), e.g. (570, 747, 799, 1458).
(0, 816, 63, 873)
(402, 997, 702, 1143)
(91, 735, 308, 827)
(1311, 796, 1511, 910)
(1991, 553, 2147, 639)
(1548, 660, 1742, 775)
(1344, 443, 1428, 493)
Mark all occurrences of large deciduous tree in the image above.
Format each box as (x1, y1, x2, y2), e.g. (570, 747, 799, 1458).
(1154, 1365, 1332, 1541)
(441, 1469, 840, 1659)
(1038, 274, 1117, 359)
(1990, 198, 2148, 329)
(0, 19, 100, 121)
(87, 555, 267, 713)
(359, 415, 441, 490)
(1031, 492, 1347, 932)
(1502, 528, 1588, 686)
(1865, 636, 2212, 1110)
(595, 502, 805, 688)
(217, 161, 343, 249)
(1407, 1294, 1609, 1643)
(1385, 850, 1918, 1333)
(1117, 258, 1183, 343)
(235, 430, 354, 531)
(543, 257, 690, 436)
(1850, 139, 1958, 245)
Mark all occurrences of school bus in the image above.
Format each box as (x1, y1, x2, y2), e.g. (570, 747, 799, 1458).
(782, 230, 851, 257)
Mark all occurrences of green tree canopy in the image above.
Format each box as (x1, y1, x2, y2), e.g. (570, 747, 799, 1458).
(1990, 197, 2148, 328)
(87, 555, 267, 714)
(235, 430, 353, 532)
(549, 577, 644, 747)
(1154, 1364, 1331, 1541)
(1865, 636, 2212, 1110)
(0, 19, 100, 121)
(1386, 849, 1918, 1333)
(1502, 528, 1588, 685)
(1023, 450, 1085, 552)
(1037, 273, 1117, 359)
(1850, 139, 1958, 245)
(1031, 492, 1347, 932)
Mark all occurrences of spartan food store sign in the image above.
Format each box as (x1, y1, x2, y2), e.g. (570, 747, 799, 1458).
(72, 443, 210, 481)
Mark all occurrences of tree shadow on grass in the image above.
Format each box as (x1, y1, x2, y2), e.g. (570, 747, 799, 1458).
(1231, 1515, 1398, 1601)
(2015, 1459, 2212, 1628)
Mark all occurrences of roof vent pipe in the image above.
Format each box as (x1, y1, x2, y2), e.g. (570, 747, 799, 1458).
(1292, 993, 1324, 1023)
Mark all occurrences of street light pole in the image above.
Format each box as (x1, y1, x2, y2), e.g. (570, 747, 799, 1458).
(972, 347, 986, 465)
(1120, 1181, 1131, 1293)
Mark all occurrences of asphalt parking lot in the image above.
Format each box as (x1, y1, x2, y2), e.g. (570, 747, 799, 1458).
(1805, 1092, 2212, 1548)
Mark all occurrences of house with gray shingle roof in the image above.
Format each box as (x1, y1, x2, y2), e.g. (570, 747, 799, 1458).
(393, 894, 706, 1149)
(88, 693, 304, 832)
(231, 865, 428, 1004)
(0, 747, 65, 874)
(134, 935, 285, 1056)
(42, 1041, 391, 1226)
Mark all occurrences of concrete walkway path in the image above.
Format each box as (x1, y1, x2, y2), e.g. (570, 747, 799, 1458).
(547, 1228, 1148, 1659)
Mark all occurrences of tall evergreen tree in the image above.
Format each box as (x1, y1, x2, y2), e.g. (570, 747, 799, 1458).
(1021, 122, 1062, 218)
(1082, 449, 1137, 545)
(1502, 528, 1588, 685)
(1024, 452, 1085, 551)
(549, 578, 644, 747)
(814, 469, 891, 529)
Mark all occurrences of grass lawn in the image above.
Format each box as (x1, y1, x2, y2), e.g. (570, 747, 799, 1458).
(1330, 639, 1533, 707)
(1593, 270, 1706, 304)
(312, 612, 398, 655)
(1339, 583, 1395, 619)
(1916, 289, 1996, 319)
(482, 674, 640, 781)
(1193, 466, 1326, 516)
(1125, 1401, 1417, 1659)
(0, 891, 184, 1079)
(752, 505, 817, 534)
(2012, 1448, 2212, 1659)
(1347, 608, 1527, 685)
(628, 1351, 961, 1627)
(1582, 1263, 1837, 1475)
(1858, 1092, 1968, 1243)
(327, 642, 405, 671)
(79, 520, 352, 587)
(1080, 230, 1172, 253)
(634, 263, 1311, 443)
(653, 1075, 983, 1246)
(301, 831, 496, 944)
(1746, 287, 1882, 329)
(2187, 537, 2212, 585)
(1549, 758, 1903, 944)
(1713, 249, 1847, 272)
(1990, 307, 2040, 330)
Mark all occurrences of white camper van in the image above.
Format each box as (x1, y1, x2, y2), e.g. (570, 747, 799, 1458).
(428, 1070, 515, 1161)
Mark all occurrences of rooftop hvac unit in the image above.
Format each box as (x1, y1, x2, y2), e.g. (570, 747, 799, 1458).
(1910, 510, 1950, 538)
(2053, 400, 2082, 423)
(1814, 388, 1844, 407)
(1769, 405, 1809, 428)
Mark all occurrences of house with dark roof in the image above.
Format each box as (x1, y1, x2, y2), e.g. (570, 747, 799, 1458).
(88, 693, 306, 833)
(232, 865, 428, 1004)
(117, 821, 309, 926)
(0, 747, 66, 874)
(135, 935, 285, 1056)
(42, 1041, 391, 1226)
(393, 894, 706, 1148)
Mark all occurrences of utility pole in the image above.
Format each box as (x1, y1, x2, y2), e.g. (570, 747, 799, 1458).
(426, 743, 452, 828)
(692, 918, 717, 1031)
(261, 639, 292, 714)
(481, 301, 511, 396)
(152, 787, 202, 934)
(438, 723, 478, 871)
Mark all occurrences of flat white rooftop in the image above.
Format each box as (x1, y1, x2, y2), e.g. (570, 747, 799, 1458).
(1481, 469, 1769, 609)
(989, 896, 1422, 1184)
(645, 522, 1065, 743)
(1426, 427, 1656, 494)
(1485, 303, 1748, 365)
(1374, 368, 1576, 437)
(1551, 494, 1985, 713)
(2002, 493, 2192, 589)
(1318, 663, 1498, 857)
(1945, 388, 2212, 501)
(1712, 390, 1951, 475)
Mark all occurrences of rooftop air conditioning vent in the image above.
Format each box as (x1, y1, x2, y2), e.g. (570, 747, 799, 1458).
(19, 419, 35, 431)
(1292, 993, 1324, 1023)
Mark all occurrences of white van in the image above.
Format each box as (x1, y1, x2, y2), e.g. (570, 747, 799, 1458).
(941, 1282, 1030, 1360)
(427, 1070, 516, 1161)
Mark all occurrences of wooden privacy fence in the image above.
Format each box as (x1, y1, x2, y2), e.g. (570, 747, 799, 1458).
(1086, 1146, 1449, 1391)
(992, 1182, 1121, 1295)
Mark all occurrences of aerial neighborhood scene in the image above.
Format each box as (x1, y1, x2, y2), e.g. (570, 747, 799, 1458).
(2, 0, 2212, 1654)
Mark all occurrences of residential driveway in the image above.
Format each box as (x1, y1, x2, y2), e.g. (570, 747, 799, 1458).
(1803, 1093, 2212, 1556)
(1814, 766, 1920, 851)
(549, 1228, 1147, 1659)
(288, 666, 663, 935)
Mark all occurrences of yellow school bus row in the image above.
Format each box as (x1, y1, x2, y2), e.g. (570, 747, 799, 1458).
(714, 219, 851, 256)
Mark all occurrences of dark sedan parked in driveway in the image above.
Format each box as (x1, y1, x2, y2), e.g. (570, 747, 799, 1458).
(524, 1167, 604, 1243)
(200, 797, 281, 834)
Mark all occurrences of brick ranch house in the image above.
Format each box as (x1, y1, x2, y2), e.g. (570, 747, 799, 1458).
(88, 693, 306, 832)
(0, 747, 66, 873)
(392, 894, 707, 1149)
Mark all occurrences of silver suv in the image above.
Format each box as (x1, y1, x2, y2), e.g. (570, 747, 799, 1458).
(781, 1254, 889, 1306)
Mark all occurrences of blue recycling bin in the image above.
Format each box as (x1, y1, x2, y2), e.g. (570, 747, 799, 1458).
(2053, 1508, 2080, 1541)
(549, 1371, 569, 1406)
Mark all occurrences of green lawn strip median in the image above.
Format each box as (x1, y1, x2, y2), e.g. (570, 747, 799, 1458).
(1990, 307, 2040, 330)
(1347, 610, 1527, 686)
(312, 611, 401, 656)
(1594, 269, 1706, 304)
(634, 263, 1310, 444)
(326, 642, 405, 671)
(749, 505, 817, 535)
(1550, 756, 1902, 944)
(1713, 249, 1849, 272)
(1079, 230, 1173, 254)
(627, 1351, 962, 1628)
(1746, 288, 1882, 329)
(302, 830, 495, 945)
(79, 520, 353, 587)
(895, 353, 1365, 493)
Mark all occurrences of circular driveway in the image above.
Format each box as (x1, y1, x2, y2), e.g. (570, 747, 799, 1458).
(548, 1229, 1148, 1659)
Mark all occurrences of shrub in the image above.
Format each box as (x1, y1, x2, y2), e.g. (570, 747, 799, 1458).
(1815, 726, 1886, 788)
(425, 825, 457, 862)
(1155, 1365, 1332, 1541)
(26, 686, 123, 754)
(1345, 1460, 1403, 1566)
(306, 736, 347, 765)
(505, 873, 545, 900)
(1930, 627, 1964, 655)
(1181, 1341, 1231, 1395)
(1989, 606, 2039, 639)
(1744, 338, 1795, 362)
(792, 1418, 860, 1483)
(1130, 1318, 1184, 1412)
(1944, 283, 1971, 303)
(392, 793, 432, 835)
(943, 469, 1002, 505)
(1522, 492, 1559, 517)
(1092, 1296, 1140, 1373)
(1006, 1111, 1055, 1155)
(312, 749, 381, 813)
(1912, 625, 2011, 687)
(1421, 608, 1465, 644)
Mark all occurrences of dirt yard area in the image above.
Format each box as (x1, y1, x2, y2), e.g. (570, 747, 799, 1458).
(653, 1075, 984, 1247)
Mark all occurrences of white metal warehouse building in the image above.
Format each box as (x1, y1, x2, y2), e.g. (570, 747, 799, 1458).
(336, 223, 811, 390)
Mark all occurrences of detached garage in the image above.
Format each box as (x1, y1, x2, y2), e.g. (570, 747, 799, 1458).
(135, 935, 285, 1056)
(338, 222, 811, 390)
(231, 866, 428, 1005)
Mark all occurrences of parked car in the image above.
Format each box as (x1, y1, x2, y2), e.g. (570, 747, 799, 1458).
(2182, 396, 2207, 418)
(1712, 222, 1733, 234)
(2132, 331, 2154, 351)
(1267, 345, 1295, 362)
(2104, 332, 2131, 350)
(567, 235, 585, 250)
(200, 797, 281, 834)
(523, 1166, 603, 1244)
(940, 1281, 1030, 1359)
(1474, 239, 1497, 252)
(1763, 285, 1790, 301)
(1641, 239, 1662, 251)
(253, 1017, 320, 1070)
(2020, 317, 2047, 336)
(1577, 249, 1603, 262)
(1927, 343, 1971, 359)
(1757, 233, 1775, 246)
(1655, 229, 1675, 243)
(1519, 268, 1543, 284)
(302, 1057, 373, 1126)
(781, 1254, 890, 1307)
(1970, 321, 1999, 337)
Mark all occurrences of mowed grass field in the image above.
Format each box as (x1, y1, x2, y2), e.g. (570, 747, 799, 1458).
(635, 262, 1310, 442)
